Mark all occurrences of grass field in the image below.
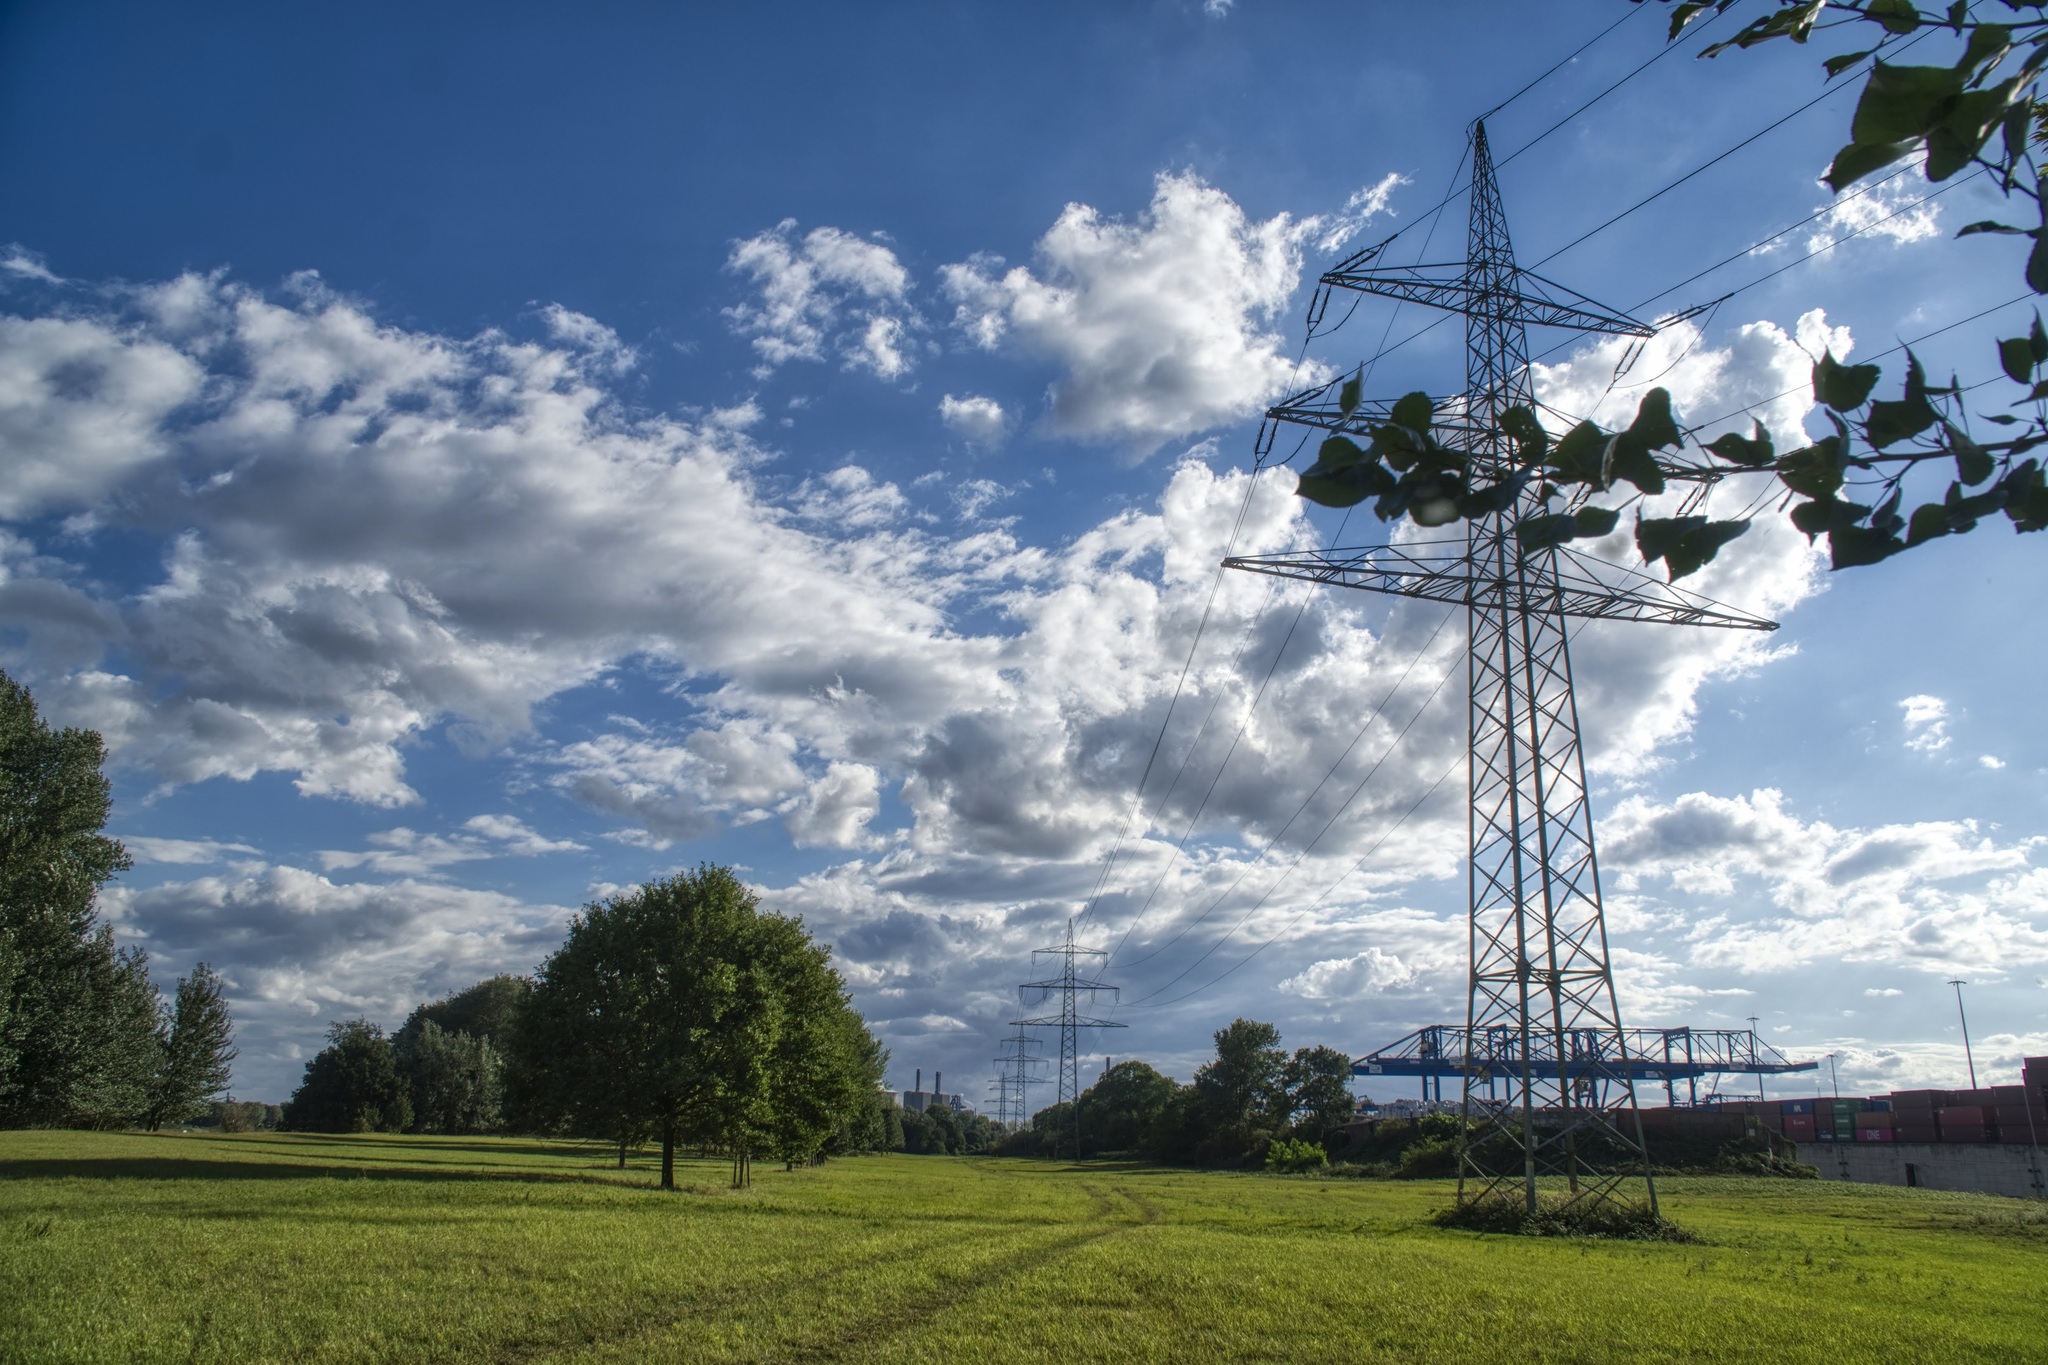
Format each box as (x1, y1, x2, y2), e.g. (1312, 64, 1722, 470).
(1, 1130, 2043, 1363)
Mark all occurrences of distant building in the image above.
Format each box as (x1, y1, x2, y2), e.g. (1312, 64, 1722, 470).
(898, 1090, 967, 1114)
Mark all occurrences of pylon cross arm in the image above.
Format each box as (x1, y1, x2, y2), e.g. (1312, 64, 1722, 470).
(1318, 266, 1654, 339)
(1220, 543, 1775, 631)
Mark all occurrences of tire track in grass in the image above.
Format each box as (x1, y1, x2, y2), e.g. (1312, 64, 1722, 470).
(791, 1182, 1165, 1364)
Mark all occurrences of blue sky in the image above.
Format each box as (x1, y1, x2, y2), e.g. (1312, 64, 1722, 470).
(2, 0, 2043, 1104)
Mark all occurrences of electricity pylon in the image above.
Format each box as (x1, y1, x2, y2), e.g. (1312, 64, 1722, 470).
(993, 1026, 1047, 1127)
(1013, 919, 1125, 1158)
(1224, 121, 1776, 1217)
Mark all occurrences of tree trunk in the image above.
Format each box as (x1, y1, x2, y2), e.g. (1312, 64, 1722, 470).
(617, 1136, 627, 1170)
(661, 1115, 675, 1190)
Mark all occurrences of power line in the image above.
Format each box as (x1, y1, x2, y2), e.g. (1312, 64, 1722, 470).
(1121, 639, 1462, 1005)
(1112, 603, 1458, 971)
(1123, 756, 1463, 1011)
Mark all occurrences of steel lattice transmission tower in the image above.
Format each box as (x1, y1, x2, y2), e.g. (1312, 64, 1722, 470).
(1224, 122, 1776, 1216)
(1013, 919, 1125, 1157)
(992, 1025, 1047, 1127)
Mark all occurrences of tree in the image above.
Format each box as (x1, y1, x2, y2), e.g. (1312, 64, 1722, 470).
(0, 670, 161, 1129)
(396, 975, 529, 1053)
(280, 1019, 413, 1133)
(513, 866, 877, 1191)
(1076, 1061, 1178, 1155)
(145, 963, 237, 1131)
(397, 1019, 503, 1135)
(1293, 5, 2048, 579)
(1281, 1045, 1357, 1145)
(1193, 1019, 1290, 1159)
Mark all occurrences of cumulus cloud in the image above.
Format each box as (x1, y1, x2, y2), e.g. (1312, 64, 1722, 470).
(1981, 754, 2006, 770)
(939, 172, 1323, 452)
(0, 264, 1884, 1096)
(1278, 945, 1422, 1000)
(724, 221, 918, 379)
(122, 836, 262, 865)
(1604, 787, 2048, 975)
(939, 392, 1008, 444)
(1901, 694, 1950, 753)
(1805, 172, 1944, 254)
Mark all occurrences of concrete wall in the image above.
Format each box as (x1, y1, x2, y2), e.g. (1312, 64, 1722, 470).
(1798, 1140, 2048, 1200)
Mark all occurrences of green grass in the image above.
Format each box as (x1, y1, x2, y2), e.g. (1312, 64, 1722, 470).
(1, 1130, 2043, 1363)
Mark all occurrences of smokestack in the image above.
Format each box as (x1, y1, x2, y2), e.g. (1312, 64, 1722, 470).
(915, 1068, 921, 1095)
(935, 1070, 942, 1100)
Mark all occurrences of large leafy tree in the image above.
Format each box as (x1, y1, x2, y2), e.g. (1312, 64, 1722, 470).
(1294, 4, 2048, 578)
(0, 669, 161, 1129)
(397, 975, 529, 1053)
(145, 963, 237, 1131)
(1194, 1018, 1290, 1152)
(1076, 1060, 1179, 1155)
(280, 1019, 413, 1133)
(513, 866, 878, 1190)
(397, 1019, 504, 1135)
(1281, 1044, 1358, 1142)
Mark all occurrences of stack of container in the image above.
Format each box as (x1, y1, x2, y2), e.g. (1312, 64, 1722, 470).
(1892, 1091, 1941, 1143)
(1778, 1098, 1816, 1143)
(1822, 1097, 1860, 1143)
(1939, 1100, 1997, 1143)
(1854, 1098, 1893, 1143)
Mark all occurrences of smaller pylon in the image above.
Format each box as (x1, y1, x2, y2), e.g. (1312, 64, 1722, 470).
(1014, 919, 1125, 1158)
(994, 1025, 1047, 1128)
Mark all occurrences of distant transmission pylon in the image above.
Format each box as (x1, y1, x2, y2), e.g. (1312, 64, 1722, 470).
(994, 1025, 1047, 1128)
(1224, 120, 1776, 1217)
(1013, 919, 1125, 1159)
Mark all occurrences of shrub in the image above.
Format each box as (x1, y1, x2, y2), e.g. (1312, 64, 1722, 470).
(1264, 1137, 1328, 1174)
(1433, 1194, 1698, 1242)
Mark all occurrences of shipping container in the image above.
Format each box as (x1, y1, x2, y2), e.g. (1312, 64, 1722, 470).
(1939, 1105, 1997, 1125)
(1891, 1089, 1942, 1108)
(1855, 1127, 1892, 1142)
(1853, 1111, 1894, 1127)
(1782, 1116, 1817, 1134)
(1780, 1099, 1814, 1115)
(1941, 1125, 1992, 1143)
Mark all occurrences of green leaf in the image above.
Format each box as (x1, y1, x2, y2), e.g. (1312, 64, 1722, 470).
(1777, 437, 1845, 500)
(1705, 421, 1775, 467)
(1824, 49, 1877, 80)
(1315, 434, 1368, 471)
(1850, 63, 1965, 145)
(2029, 380, 2048, 401)
(2031, 312, 2046, 364)
(1864, 397, 1940, 448)
(1906, 501, 1952, 546)
(1956, 24, 2013, 81)
(2030, 185, 2048, 293)
(1825, 137, 1922, 193)
(1635, 514, 1704, 566)
(2000, 335, 2035, 383)
(1788, 498, 1833, 539)
(1604, 434, 1667, 497)
(1828, 524, 1903, 570)
(1499, 405, 1549, 463)
(1946, 423, 1995, 486)
(1516, 512, 1579, 552)
(1573, 504, 1620, 538)
(1956, 221, 2029, 237)
(1864, 0, 1919, 36)
(1813, 350, 1882, 411)
(1623, 387, 1682, 451)
(1549, 419, 1609, 485)
(1338, 369, 1363, 419)
(1665, 519, 1750, 581)
(1667, 0, 1710, 41)
(1296, 459, 1395, 509)
(1389, 391, 1433, 433)
(1927, 79, 2026, 181)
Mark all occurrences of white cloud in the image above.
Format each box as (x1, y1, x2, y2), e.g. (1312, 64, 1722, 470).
(786, 761, 885, 850)
(1278, 945, 1422, 1000)
(1604, 787, 2048, 976)
(121, 836, 262, 865)
(1806, 172, 1943, 254)
(725, 221, 918, 379)
(940, 171, 1321, 453)
(1865, 987, 1904, 996)
(0, 266, 1883, 1098)
(1901, 694, 1950, 753)
(1, 247, 61, 283)
(939, 392, 1008, 444)
(1317, 172, 1411, 252)
(1980, 754, 2006, 769)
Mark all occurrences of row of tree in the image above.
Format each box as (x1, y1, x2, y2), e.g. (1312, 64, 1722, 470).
(1002, 1019, 1356, 1165)
(282, 868, 888, 1189)
(0, 673, 237, 1131)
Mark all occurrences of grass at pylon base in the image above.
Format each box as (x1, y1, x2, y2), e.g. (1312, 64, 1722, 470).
(1431, 1191, 1700, 1241)
(0, 1130, 2043, 1362)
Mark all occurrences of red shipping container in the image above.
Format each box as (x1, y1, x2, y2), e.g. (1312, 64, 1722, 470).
(1940, 1105, 1997, 1126)
(1942, 1125, 1993, 1143)
(1854, 1111, 1893, 1127)
(1891, 1089, 1942, 1108)
(1782, 1115, 1817, 1136)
